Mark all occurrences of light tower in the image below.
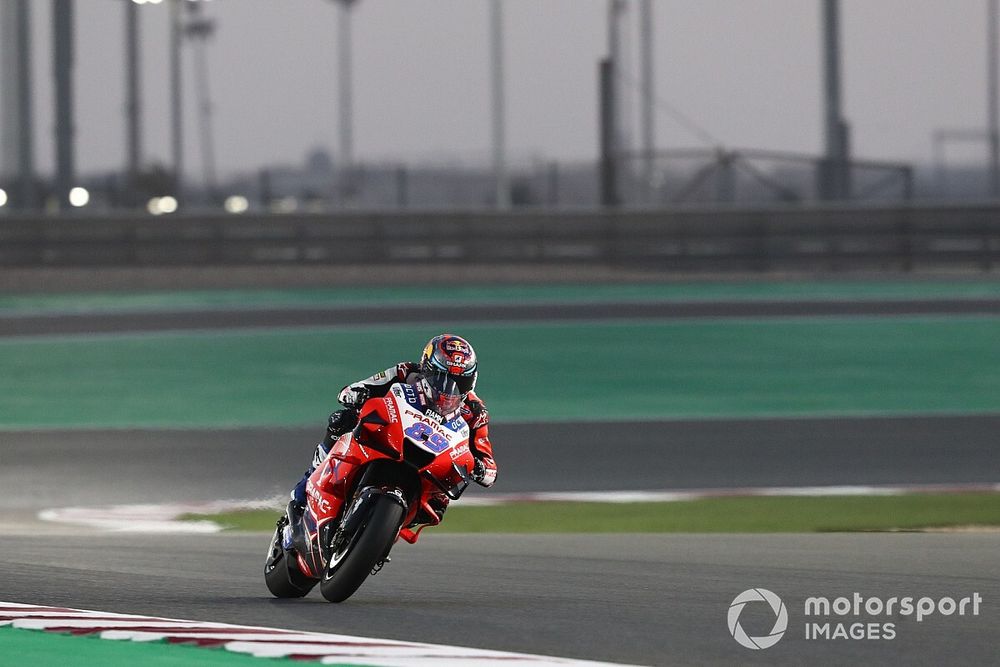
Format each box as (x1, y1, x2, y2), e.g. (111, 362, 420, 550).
(170, 0, 184, 203)
(600, 0, 626, 207)
(125, 0, 142, 208)
(820, 0, 850, 201)
(53, 0, 76, 211)
(491, 0, 509, 209)
(988, 0, 999, 197)
(185, 1, 218, 203)
(1, 0, 35, 210)
(331, 0, 359, 207)
(639, 0, 654, 206)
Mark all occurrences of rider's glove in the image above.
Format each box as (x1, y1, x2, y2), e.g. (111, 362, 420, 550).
(322, 408, 361, 446)
(339, 386, 370, 409)
(472, 458, 487, 484)
(328, 408, 360, 435)
(472, 457, 497, 487)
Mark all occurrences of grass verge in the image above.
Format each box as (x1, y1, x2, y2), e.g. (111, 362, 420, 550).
(184, 493, 1000, 533)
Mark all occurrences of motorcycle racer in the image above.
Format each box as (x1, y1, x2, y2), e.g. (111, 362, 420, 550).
(288, 333, 497, 519)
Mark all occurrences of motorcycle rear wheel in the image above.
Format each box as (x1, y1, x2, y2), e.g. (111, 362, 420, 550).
(319, 494, 404, 603)
(264, 520, 316, 598)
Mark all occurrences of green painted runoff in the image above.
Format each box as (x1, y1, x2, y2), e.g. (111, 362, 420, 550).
(2, 279, 1000, 314)
(2, 317, 999, 429)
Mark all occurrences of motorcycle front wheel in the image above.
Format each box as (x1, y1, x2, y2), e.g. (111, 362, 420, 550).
(319, 494, 404, 603)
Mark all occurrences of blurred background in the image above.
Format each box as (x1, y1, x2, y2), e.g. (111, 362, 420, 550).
(1, 0, 997, 504)
(3, 0, 1000, 214)
(1, 5, 999, 663)
(2, 0, 999, 280)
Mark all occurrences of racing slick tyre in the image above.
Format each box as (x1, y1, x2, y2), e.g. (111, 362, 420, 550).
(264, 519, 316, 598)
(320, 494, 404, 603)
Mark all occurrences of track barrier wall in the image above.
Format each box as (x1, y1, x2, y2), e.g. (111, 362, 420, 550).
(2, 203, 999, 273)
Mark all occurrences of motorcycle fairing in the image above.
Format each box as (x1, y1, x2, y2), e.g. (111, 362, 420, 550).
(302, 381, 474, 557)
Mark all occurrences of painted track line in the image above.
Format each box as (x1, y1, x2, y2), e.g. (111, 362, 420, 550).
(35, 483, 1000, 533)
(0, 602, 638, 666)
(37, 498, 286, 533)
(457, 483, 1000, 505)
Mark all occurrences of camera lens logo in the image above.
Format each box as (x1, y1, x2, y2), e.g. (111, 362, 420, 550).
(728, 588, 788, 650)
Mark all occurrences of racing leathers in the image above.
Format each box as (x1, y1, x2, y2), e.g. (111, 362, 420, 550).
(290, 362, 497, 510)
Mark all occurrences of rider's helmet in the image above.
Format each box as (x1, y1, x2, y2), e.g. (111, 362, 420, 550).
(418, 333, 477, 415)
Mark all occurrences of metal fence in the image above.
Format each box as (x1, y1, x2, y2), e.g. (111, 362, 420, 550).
(617, 149, 914, 206)
(2, 203, 999, 273)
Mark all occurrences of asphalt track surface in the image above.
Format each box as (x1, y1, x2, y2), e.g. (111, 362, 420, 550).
(3, 298, 998, 665)
(2, 417, 998, 512)
(0, 532, 996, 666)
(4, 297, 1000, 337)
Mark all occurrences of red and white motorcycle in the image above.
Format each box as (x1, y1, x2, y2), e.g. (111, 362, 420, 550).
(265, 382, 476, 602)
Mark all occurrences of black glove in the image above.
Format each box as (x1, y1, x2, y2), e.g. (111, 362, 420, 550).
(472, 458, 486, 483)
(323, 408, 360, 446)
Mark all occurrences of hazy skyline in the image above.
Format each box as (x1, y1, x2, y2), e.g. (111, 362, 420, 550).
(11, 0, 999, 180)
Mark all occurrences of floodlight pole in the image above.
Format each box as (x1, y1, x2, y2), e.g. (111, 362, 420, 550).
(186, 1, 218, 203)
(125, 0, 142, 207)
(334, 0, 357, 207)
(53, 0, 76, 210)
(170, 0, 184, 202)
(1, 0, 36, 210)
(602, 0, 625, 208)
(821, 0, 850, 200)
(599, 58, 619, 207)
(491, 0, 510, 209)
(988, 0, 999, 197)
(639, 0, 655, 205)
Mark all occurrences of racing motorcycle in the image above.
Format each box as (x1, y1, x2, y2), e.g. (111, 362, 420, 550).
(264, 382, 475, 602)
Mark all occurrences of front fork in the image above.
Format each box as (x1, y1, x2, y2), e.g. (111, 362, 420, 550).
(334, 486, 408, 545)
(326, 485, 408, 574)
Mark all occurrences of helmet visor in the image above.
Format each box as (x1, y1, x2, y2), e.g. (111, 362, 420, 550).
(425, 369, 476, 395)
(423, 370, 470, 413)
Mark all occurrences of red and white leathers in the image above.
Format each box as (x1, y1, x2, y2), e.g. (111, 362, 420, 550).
(338, 362, 497, 487)
(291, 361, 497, 510)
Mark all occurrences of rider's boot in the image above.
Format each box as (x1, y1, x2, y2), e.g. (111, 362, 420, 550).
(288, 442, 329, 517)
(407, 491, 450, 529)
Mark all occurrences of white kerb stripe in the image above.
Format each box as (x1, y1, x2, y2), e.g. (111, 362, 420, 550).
(0, 601, 636, 667)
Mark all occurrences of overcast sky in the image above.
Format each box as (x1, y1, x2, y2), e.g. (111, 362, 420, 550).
(16, 0, 998, 178)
